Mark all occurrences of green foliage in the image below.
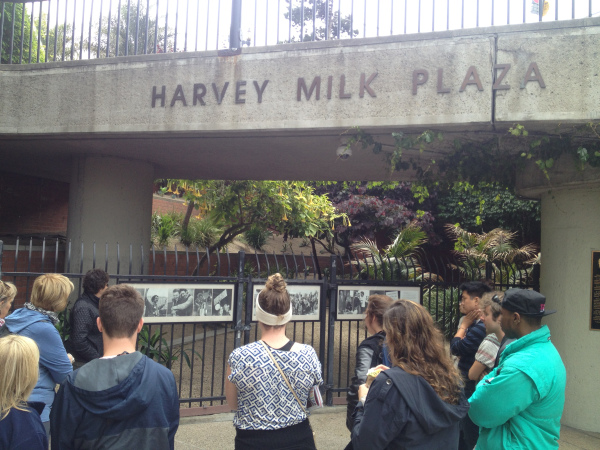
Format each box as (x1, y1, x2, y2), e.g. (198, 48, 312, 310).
(436, 182, 540, 244)
(445, 224, 538, 284)
(137, 325, 199, 369)
(422, 287, 460, 340)
(241, 226, 273, 251)
(1, 2, 44, 63)
(347, 122, 600, 198)
(283, 0, 359, 42)
(55, 308, 71, 343)
(151, 212, 181, 247)
(85, 3, 175, 57)
(180, 216, 222, 248)
(350, 222, 428, 281)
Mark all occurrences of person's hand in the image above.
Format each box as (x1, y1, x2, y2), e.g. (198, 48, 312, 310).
(462, 309, 481, 328)
(373, 364, 390, 371)
(358, 383, 369, 403)
(67, 353, 75, 365)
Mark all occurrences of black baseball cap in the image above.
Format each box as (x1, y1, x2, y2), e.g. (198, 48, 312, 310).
(501, 288, 557, 317)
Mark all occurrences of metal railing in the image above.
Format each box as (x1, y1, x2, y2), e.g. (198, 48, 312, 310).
(1, 0, 598, 64)
(0, 237, 540, 412)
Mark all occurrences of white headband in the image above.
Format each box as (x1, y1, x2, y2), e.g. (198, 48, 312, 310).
(255, 291, 292, 326)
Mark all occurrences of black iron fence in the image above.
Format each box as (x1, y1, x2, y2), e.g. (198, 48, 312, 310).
(0, 237, 539, 413)
(1, 0, 598, 64)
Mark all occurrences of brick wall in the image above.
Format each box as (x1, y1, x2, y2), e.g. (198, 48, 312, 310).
(0, 172, 69, 236)
(152, 195, 188, 216)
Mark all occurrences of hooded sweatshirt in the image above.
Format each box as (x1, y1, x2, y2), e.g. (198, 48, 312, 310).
(468, 325, 566, 449)
(50, 351, 179, 450)
(4, 307, 73, 422)
(351, 366, 469, 450)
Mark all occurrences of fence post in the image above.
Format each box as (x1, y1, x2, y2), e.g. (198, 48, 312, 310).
(0, 240, 3, 278)
(325, 255, 337, 406)
(233, 251, 247, 349)
(532, 263, 541, 292)
(485, 261, 493, 283)
(230, 0, 242, 49)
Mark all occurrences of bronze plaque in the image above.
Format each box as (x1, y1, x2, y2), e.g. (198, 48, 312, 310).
(591, 251, 600, 331)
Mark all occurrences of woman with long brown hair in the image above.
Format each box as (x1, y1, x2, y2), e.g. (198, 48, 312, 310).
(350, 299, 469, 449)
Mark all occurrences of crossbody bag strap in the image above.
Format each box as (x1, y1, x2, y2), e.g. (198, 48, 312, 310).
(259, 340, 308, 415)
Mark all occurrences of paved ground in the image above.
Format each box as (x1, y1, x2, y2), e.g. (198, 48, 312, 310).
(175, 405, 600, 449)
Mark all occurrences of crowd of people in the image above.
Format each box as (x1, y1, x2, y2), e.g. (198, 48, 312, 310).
(0, 270, 566, 449)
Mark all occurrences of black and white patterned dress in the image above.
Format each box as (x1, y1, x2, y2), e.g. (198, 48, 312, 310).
(228, 341, 322, 431)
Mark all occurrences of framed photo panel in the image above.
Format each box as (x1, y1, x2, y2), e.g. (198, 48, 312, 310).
(336, 286, 421, 320)
(252, 284, 321, 322)
(130, 283, 235, 323)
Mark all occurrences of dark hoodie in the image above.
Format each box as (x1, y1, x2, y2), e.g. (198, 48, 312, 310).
(50, 352, 179, 450)
(351, 366, 469, 450)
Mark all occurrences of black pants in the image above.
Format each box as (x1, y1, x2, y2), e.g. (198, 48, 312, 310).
(235, 419, 316, 450)
(458, 380, 478, 450)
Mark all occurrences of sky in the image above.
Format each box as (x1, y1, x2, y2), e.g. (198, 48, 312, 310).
(18, 0, 600, 56)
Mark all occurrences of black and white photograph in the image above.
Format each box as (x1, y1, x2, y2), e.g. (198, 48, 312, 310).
(252, 284, 321, 322)
(336, 286, 421, 320)
(130, 283, 235, 323)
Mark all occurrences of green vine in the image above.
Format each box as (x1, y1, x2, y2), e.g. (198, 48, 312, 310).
(345, 121, 600, 192)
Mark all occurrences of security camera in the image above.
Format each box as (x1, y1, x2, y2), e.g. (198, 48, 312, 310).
(336, 145, 352, 160)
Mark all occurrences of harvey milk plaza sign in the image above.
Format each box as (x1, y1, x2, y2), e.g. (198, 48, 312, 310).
(150, 63, 545, 107)
(1, 17, 600, 432)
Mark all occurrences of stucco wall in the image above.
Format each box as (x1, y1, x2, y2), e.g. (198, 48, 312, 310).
(541, 186, 600, 432)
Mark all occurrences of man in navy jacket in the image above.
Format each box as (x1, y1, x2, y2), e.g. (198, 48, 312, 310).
(450, 281, 491, 450)
(51, 284, 179, 449)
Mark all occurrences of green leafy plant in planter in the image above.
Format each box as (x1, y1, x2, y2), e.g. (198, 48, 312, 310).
(137, 325, 200, 369)
(55, 308, 71, 344)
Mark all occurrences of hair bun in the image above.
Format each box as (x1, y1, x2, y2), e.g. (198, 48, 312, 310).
(265, 273, 287, 293)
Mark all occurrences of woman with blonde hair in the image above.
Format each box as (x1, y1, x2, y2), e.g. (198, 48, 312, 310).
(225, 273, 322, 449)
(0, 334, 48, 449)
(350, 299, 469, 449)
(0, 280, 17, 326)
(4, 273, 75, 436)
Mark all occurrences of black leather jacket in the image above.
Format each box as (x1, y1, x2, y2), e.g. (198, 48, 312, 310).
(346, 331, 385, 431)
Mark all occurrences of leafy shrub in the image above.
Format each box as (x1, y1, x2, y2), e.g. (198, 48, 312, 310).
(180, 217, 222, 248)
(241, 226, 272, 251)
(151, 212, 182, 247)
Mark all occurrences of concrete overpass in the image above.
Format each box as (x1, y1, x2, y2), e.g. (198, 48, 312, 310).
(1, 16, 600, 432)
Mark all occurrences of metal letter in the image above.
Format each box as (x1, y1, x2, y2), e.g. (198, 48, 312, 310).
(170, 85, 187, 107)
(193, 84, 207, 106)
(412, 69, 429, 95)
(493, 64, 511, 90)
(327, 76, 333, 99)
(437, 68, 451, 93)
(151, 85, 166, 108)
(459, 66, 484, 92)
(235, 81, 247, 104)
(212, 82, 230, 105)
(359, 72, 378, 98)
(521, 62, 546, 89)
(253, 80, 269, 103)
(339, 75, 351, 99)
(297, 77, 321, 101)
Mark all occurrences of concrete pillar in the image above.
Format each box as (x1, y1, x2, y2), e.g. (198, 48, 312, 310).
(540, 186, 600, 432)
(66, 155, 154, 273)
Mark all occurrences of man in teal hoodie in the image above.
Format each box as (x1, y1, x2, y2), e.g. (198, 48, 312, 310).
(468, 288, 566, 449)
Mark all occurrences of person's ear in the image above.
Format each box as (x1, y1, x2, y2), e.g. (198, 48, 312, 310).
(513, 312, 521, 325)
(97, 317, 104, 333)
(136, 318, 144, 333)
